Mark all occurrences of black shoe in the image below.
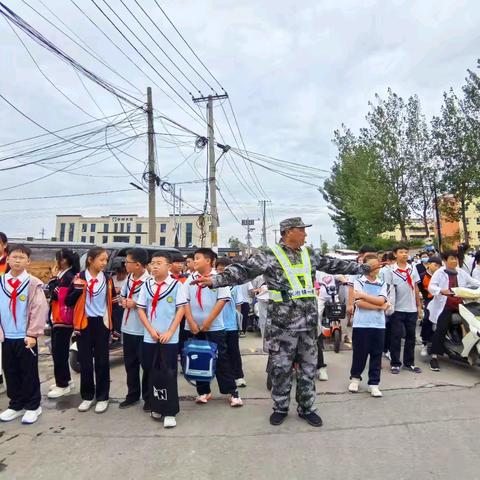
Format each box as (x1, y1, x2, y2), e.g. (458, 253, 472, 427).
(119, 398, 139, 409)
(430, 358, 440, 372)
(143, 401, 152, 412)
(269, 411, 288, 426)
(298, 411, 323, 427)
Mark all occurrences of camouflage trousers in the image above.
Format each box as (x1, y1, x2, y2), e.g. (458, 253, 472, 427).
(268, 328, 318, 414)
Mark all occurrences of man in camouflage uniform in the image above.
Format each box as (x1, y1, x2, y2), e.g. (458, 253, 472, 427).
(193, 218, 368, 427)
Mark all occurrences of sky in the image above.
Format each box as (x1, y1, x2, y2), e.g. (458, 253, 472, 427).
(1, 0, 479, 248)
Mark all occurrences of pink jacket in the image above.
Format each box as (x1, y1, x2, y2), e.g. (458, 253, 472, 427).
(0, 274, 48, 342)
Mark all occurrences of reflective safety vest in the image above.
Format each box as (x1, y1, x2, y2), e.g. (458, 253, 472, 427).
(269, 244, 316, 302)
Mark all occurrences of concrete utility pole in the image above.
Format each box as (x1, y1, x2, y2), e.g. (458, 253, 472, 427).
(242, 218, 257, 256)
(193, 93, 228, 251)
(259, 200, 271, 248)
(273, 229, 280, 244)
(147, 87, 156, 245)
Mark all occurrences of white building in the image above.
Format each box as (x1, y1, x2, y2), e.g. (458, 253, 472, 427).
(55, 214, 211, 247)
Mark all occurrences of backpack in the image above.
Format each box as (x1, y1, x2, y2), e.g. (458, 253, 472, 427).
(182, 339, 218, 386)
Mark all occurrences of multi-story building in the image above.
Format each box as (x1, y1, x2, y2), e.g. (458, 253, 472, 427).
(55, 214, 211, 247)
(380, 219, 435, 243)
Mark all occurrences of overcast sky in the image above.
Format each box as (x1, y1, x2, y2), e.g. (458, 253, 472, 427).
(1, 0, 479, 247)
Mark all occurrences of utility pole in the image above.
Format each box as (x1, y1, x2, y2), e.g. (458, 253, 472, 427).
(259, 200, 271, 247)
(193, 93, 228, 251)
(432, 172, 442, 251)
(147, 87, 156, 245)
(242, 218, 258, 256)
(39, 228, 45, 240)
(273, 229, 280, 244)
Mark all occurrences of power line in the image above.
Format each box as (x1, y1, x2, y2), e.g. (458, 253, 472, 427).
(0, 188, 137, 202)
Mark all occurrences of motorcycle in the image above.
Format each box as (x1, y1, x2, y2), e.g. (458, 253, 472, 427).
(321, 281, 347, 353)
(429, 287, 480, 366)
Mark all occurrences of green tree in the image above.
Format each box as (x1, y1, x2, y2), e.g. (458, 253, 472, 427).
(228, 236, 245, 250)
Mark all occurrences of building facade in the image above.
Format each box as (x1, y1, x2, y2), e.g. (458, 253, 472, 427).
(380, 219, 435, 243)
(55, 214, 211, 247)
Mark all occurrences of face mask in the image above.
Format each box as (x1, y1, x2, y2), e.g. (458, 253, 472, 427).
(421, 258, 429, 263)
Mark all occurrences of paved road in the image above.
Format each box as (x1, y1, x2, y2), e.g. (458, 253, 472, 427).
(1, 334, 480, 479)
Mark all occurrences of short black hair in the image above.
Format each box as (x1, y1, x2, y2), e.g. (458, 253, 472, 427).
(359, 244, 376, 255)
(194, 248, 217, 265)
(441, 249, 459, 261)
(392, 244, 409, 253)
(0, 232, 7, 244)
(171, 253, 185, 263)
(186, 253, 194, 260)
(126, 248, 148, 266)
(215, 256, 232, 268)
(475, 250, 480, 264)
(8, 244, 31, 258)
(152, 251, 172, 263)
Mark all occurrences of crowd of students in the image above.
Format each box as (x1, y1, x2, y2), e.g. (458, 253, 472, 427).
(1, 229, 480, 427)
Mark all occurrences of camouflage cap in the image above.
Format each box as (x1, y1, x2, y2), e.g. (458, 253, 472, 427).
(279, 217, 312, 232)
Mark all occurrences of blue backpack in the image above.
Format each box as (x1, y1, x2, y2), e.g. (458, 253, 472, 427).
(182, 339, 218, 386)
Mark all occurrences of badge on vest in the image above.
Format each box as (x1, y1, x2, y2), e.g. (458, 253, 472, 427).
(167, 296, 174, 303)
(19, 294, 26, 302)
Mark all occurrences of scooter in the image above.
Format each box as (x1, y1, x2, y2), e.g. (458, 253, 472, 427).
(321, 282, 347, 353)
(431, 287, 480, 366)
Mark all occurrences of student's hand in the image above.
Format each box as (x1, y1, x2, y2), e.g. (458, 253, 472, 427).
(159, 330, 173, 344)
(200, 322, 212, 333)
(190, 276, 214, 288)
(347, 304, 354, 316)
(149, 329, 160, 342)
(125, 298, 136, 309)
(120, 298, 127, 308)
(440, 289, 453, 296)
(24, 336, 37, 348)
(354, 290, 365, 300)
(73, 278, 84, 289)
(190, 323, 200, 335)
(380, 302, 392, 311)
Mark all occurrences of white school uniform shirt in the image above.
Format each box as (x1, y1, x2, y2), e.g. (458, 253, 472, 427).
(136, 275, 188, 344)
(184, 271, 231, 331)
(84, 270, 107, 318)
(427, 267, 480, 324)
(120, 271, 150, 336)
(0, 270, 30, 339)
(383, 263, 420, 313)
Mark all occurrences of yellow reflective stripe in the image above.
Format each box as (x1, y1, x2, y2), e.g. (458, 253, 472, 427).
(271, 245, 297, 291)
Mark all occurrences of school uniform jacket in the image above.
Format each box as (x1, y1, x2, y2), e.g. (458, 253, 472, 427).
(65, 271, 115, 331)
(48, 269, 76, 327)
(0, 274, 48, 342)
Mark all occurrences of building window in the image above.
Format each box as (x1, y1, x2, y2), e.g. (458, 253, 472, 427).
(159, 237, 166, 246)
(89, 236, 95, 243)
(81, 236, 86, 243)
(68, 223, 75, 242)
(114, 224, 118, 233)
(103, 223, 109, 233)
(120, 223, 125, 233)
(59, 223, 66, 241)
(136, 223, 141, 233)
(81, 223, 87, 233)
(186, 222, 193, 247)
(127, 223, 131, 233)
(102, 235, 108, 244)
(477, 232, 480, 240)
(476, 218, 480, 225)
(160, 223, 167, 233)
(91, 224, 96, 232)
(135, 236, 141, 244)
(113, 235, 130, 243)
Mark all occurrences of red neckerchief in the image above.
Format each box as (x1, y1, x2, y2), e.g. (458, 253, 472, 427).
(88, 278, 98, 301)
(8, 278, 21, 326)
(150, 281, 166, 321)
(397, 266, 414, 289)
(124, 277, 143, 323)
(196, 275, 205, 310)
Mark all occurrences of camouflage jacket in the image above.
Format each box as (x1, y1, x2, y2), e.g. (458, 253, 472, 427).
(211, 240, 365, 332)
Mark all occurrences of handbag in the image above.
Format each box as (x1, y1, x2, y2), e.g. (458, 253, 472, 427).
(57, 286, 74, 325)
(181, 339, 218, 386)
(149, 345, 180, 417)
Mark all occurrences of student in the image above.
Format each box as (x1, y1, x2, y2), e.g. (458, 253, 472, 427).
(0, 245, 48, 424)
(470, 251, 480, 282)
(66, 247, 115, 414)
(0, 232, 8, 276)
(428, 250, 480, 372)
(184, 248, 243, 407)
(185, 253, 195, 275)
(137, 252, 187, 428)
(418, 255, 442, 358)
(348, 254, 389, 397)
(47, 248, 80, 399)
(379, 251, 395, 359)
(383, 244, 423, 374)
(415, 251, 429, 278)
(216, 257, 247, 388)
(170, 253, 188, 283)
(118, 248, 150, 409)
(111, 263, 127, 339)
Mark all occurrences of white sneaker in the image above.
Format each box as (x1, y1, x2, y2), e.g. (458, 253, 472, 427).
(163, 416, 177, 428)
(95, 400, 109, 414)
(230, 395, 243, 407)
(47, 385, 71, 399)
(50, 380, 74, 391)
(384, 351, 391, 361)
(151, 411, 162, 421)
(348, 379, 360, 393)
(78, 400, 95, 412)
(0, 408, 24, 422)
(317, 367, 328, 381)
(235, 378, 247, 387)
(22, 407, 42, 424)
(369, 385, 383, 397)
(195, 393, 212, 404)
(420, 345, 429, 358)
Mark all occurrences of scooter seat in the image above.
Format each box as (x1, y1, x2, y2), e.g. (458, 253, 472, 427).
(463, 302, 480, 317)
(451, 313, 463, 326)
